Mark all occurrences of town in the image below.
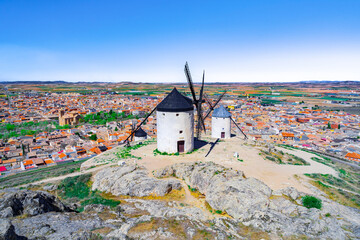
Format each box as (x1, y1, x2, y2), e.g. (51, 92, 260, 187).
(1, 81, 359, 176)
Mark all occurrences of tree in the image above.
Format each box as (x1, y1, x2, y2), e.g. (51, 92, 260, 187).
(21, 144, 26, 159)
(6, 124, 15, 131)
(89, 134, 97, 141)
(115, 127, 118, 131)
(327, 122, 331, 129)
(338, 124, 340, 129)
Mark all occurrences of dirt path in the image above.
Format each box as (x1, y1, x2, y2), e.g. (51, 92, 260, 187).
(131, 136, 339, 194)
(20, 163, 113, 187)
(274, 146, 339, 177)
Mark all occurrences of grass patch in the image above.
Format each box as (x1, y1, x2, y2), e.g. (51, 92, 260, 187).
(58, 174, 92, 199)
(262, 148, 309, 165)
(310, 180, 360, 209)
(128, 217, 188, 239)
(0, 159, 87, 189)
(187, 185, 205, 199)
(204, 201, 231, 217)
(188, 185, 198, 192)
(237, 222, 270, 240)
(304, 173, 359, 193)
(101, 188, 186, 202)
(57, 174, 120, 211)
(153, 148, 179, 156)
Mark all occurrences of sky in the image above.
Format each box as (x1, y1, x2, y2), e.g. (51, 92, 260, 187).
(0, 0, 359, 83)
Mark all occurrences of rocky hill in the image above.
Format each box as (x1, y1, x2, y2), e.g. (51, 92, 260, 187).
(1, 162, 359, 239)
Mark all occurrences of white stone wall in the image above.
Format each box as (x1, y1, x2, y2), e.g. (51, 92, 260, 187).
(211, 117, 231, 139)
(134, 136, 147, 142)
(157, 110, 194, 153)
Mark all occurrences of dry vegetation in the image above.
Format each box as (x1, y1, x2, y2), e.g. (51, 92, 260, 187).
(310, 180, 359, 209)
(260, 148, 309, 165)
(101, 188, 186, 203)
(303, 153, 360, 209)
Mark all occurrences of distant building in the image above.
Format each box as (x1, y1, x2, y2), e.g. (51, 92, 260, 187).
(282, 132, 295, 140)
(297, 118, 310, 123)
(345, 152, 360, 162)
(59, 110, 81, 126)
(134, 127, 147, 141)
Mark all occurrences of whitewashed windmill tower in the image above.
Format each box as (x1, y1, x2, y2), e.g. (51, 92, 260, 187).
(156, 88, 194, 153)
(211, 105, 231, 139)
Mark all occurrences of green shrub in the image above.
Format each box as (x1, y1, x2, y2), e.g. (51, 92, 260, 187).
(215, 210, 223, 214)
(302, 195, 322, 209)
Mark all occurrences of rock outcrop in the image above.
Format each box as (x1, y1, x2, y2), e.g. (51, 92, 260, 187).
(92, 165, 182, 197)
(0, 218, 18, 240)
(0, 189, 72, 218)
(1, 162, 359, 239)
(11, 212, 110, 240)
(154, 161, 360, 239)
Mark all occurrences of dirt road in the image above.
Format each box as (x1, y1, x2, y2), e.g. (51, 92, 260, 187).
(21, 163, 113, 187)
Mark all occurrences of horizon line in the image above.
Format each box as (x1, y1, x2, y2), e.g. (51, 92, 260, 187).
(1, 80, 360, 85)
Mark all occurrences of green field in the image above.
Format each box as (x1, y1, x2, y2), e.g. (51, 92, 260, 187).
(0, 159, 88, 189)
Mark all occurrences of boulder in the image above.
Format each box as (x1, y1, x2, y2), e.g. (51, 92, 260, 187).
(43, 184, 57, 191)
(0, 219, 18, 240)
(155, 162, 271, 220)
(206, 177, 272, 221)
(154, 161, 244, 194)
(83, 204, 110, 213)
(0, 190, 72, 218)
(279, 187, 300, 200)
(12, 212, 111, 240)
(92, 165, 182, 197)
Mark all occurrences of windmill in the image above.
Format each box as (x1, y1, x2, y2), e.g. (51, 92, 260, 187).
(184, 62, 227, 140)
(211, 105, 248, 140)
(184, 63, 247, 140)
(124, 106, 157, 147)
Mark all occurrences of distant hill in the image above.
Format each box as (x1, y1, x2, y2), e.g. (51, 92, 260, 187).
(0, 81, 69, 84)
(0, 80, 359, 85)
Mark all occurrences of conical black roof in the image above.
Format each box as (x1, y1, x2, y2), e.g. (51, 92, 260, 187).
(134, 127, 147, 137)
(157, 88, 194, 112)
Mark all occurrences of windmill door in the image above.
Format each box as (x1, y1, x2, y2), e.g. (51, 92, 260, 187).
(221, 132, 225, 138)
(177, 141, 185, 153)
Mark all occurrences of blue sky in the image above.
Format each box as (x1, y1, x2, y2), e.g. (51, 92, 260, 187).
(0, 0, 359, 82)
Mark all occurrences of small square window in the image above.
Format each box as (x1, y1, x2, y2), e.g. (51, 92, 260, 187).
(163, 113, 165, 116)
(179, 130, 183, 134)
(176, 114, 179, 116)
